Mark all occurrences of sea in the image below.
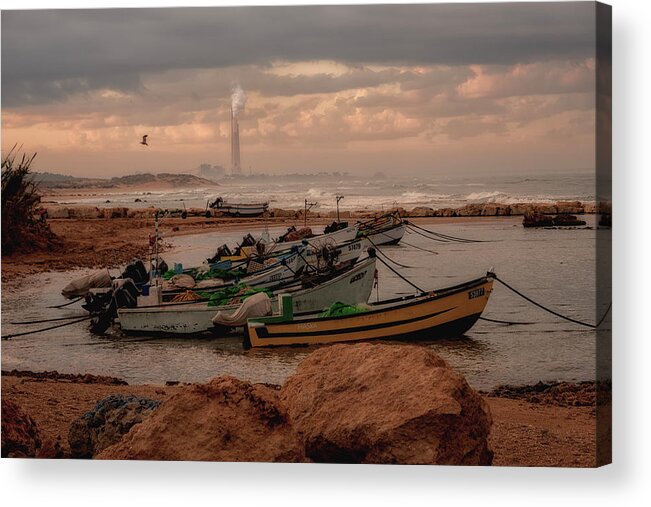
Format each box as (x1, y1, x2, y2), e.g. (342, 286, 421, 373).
(1, 183, 610, 390)
(47, 170, 597, 212)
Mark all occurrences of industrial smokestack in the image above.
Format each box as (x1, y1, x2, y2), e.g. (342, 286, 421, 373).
(231, 105, 241, 175)
(230, 85, 246, 175)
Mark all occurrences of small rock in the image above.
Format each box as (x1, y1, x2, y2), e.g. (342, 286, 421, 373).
(68, 394, 161, 458)
(1, 399, 42, 458)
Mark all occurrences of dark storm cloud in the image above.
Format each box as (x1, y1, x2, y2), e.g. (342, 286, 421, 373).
(1, 3, 595, 107)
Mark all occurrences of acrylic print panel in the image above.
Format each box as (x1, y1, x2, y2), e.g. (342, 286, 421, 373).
(1, 2, 611, 466)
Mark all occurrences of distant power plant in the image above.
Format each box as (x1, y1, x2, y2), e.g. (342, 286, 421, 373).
(230, 105, 241, 175)
(230, 85, 247, 175)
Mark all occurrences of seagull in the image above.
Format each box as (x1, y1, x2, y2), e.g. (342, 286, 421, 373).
(140, 134, 149, 146)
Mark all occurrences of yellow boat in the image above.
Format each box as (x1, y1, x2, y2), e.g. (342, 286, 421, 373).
(244, 273, 494, 348)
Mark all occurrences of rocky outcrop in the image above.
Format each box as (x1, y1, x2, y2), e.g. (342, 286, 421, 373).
(68, 395, 161, 458)
(555, 201, 584, 214)
(96, 377, 306, 462)
(281, 343, 493, 465)
(484, 381, 608, 408)
(1, 399, 42, 458)
(409, 206, 436, 217)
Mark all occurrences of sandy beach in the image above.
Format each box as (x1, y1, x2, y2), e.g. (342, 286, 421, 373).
(1, 370, 599, 466)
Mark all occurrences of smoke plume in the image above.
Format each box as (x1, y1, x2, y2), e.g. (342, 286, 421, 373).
(231, 84, 247, 117)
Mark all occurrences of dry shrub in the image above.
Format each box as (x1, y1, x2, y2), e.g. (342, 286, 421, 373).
(1, 146, 60, 255)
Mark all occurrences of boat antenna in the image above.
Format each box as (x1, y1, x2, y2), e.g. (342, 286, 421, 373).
(336, 195, 344, 223)
(304, 198, 317, 228)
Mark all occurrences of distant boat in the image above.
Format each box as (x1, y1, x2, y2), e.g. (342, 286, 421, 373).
(208, 197, 269, 217)
(244, 274, 494, 348)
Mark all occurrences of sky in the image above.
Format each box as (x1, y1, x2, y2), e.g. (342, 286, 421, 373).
(1, 3, 599, 177)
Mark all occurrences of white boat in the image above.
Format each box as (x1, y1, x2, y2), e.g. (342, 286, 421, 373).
(300, 237, 369, 270)
(365, 222, 406, 246)
(118, 257, 377, 335)
(208, 197, 269, 217)
(356, 212, 406, 246)
(261, 224, 359, 254)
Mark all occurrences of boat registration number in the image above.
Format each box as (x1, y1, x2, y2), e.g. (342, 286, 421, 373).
(468, 288, 485, 299)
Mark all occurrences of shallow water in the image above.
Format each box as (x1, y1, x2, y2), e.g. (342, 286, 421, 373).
(1, 217, 610, 390)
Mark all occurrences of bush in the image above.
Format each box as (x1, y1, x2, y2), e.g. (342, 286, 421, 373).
(1, 146, 60, 255)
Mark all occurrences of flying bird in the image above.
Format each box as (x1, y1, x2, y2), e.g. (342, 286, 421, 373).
(140, 135, 149, 146)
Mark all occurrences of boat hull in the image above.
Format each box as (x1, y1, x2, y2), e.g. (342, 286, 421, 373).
(245, 277, 493, 347)
(262, 225, 359, 254)
(365, 223, 406, 246)
(118, 258, 377, 335)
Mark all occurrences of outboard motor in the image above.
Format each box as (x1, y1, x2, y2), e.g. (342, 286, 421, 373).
(87, 278, 140, 335)
(208, 244, 232, 263)
(112, 278, 139, 309)
(121, 260, 148, 285)
(241, 233, 257, 247)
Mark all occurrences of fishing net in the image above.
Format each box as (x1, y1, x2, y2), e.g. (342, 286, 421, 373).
(198, 284, 273, 307)
(170, 290, 201, 303)
(319, 301, 370, 318)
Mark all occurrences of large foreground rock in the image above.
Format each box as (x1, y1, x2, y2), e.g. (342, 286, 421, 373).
(282, 343, 493, 465)
(1, 399, 42, 458)
(68, 395, 161, 458)
(97, 377, 305, 462)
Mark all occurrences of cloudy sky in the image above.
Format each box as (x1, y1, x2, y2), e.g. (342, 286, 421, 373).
(1, 3, 598, 177)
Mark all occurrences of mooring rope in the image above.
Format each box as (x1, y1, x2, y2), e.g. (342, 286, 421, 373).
(11, 314, 88, 325)
(400, 240, 439, 255)
(365, 237, 417, 269)
(405, 226, 450, 243)
(406, 221, 486, 243)
(490, 274, 612, 329)
(373, 255, 424, 292)
(47, 296, 83, 309)
(478, 316, 536, 325)
(2, 315, 93, 340)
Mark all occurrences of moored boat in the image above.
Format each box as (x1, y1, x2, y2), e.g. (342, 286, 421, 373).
(117, 257, 378, 335)
(355, 211, 406, 246)
(208, 197, 269, 217)
(244, 273, 494, 347)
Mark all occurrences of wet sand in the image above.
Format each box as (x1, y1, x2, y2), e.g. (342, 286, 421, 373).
(0, 371, 598, 466)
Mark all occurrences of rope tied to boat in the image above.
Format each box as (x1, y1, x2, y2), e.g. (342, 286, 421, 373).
(1, 315, 94, 341)
(372, 253, 425, 293)
(487, 272, 612, 329)
(365, 236, 417, 269)
(405, 221, 487, 243)
(47, 296, 83, 309)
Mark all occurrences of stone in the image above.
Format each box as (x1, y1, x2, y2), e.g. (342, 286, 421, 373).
(67, 206, 102, 219)
(509, 203, 532, 216)
(97, 377, 306, 462)
(555, 201, 584, 214)
(68, 394, 161, 458)
(456, 204, 484, 216)
(281, 343, 493, 465)
(44, 206, 70, 219)
(1, 399, 42, 458)
(409, 207, 435, 217)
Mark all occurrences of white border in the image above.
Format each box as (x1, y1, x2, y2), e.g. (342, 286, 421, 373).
(1, 0, 649, 505)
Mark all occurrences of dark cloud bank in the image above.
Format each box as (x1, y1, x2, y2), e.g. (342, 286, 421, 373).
(2, 3, 596, 107)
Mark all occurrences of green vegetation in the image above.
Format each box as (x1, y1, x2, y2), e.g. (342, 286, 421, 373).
(1, 147, 60, 255)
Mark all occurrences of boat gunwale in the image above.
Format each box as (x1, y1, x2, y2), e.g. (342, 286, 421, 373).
(256, 275, 492, 326)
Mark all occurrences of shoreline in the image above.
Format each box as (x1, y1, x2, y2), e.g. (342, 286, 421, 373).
(0, 213, 519, 283)
(1, 369, 599, 466)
